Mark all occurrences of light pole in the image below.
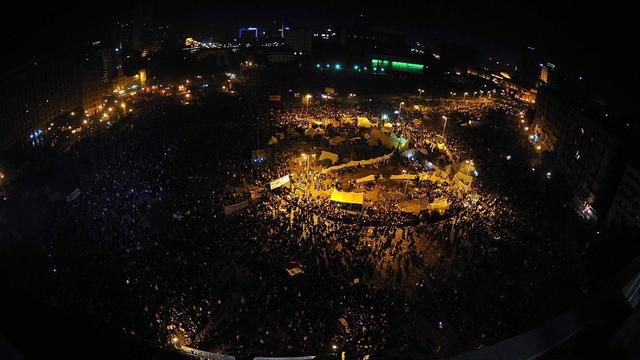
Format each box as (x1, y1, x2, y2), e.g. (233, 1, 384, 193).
(402, 169, 409, 198)
(465, 160, 474, 176)
(0, 171, 5, 197)
(441, 115, 448, 138)
(398, 101, 405, 120)
(418, 88, 424, 98)
(301, 153, 315, 199)
(304, 94, 312, 112)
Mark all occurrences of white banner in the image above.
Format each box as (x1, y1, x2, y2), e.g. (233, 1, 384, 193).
(223, 200, 249, 215)
(270, 174, 290, 190)
(66, 188, 82, 202)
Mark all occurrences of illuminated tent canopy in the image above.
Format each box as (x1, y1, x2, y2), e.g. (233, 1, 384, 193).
(329, 136, 346, 145)
(428, 197, 449, 212)
(454, 172, 473, 186)
(330, 189, 364, 208)
(356, 174, 377, 183)
(319, 151, 339, 164)
(390, 133, 409, 150)
(398, 197, 449, 214)
(390, 173, 418, 181)
(357, 117, 373, 128)
(341, 117, 354, 125)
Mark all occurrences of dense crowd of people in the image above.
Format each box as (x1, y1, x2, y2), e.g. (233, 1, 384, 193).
(0, 88, 589, 359)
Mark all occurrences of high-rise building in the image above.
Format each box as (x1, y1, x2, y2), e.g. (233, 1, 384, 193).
(533, 87, 621, 220)
(607, 163, 640, 233)
(239, 27, 258, 44)
(79, 47, 106, 115)
(519, 45, 540, 86)
(284, 28, 312, 52)
(0, 47, 107, 151)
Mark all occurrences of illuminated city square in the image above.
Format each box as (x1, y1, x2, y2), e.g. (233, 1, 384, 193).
(1, 3, 639, 360)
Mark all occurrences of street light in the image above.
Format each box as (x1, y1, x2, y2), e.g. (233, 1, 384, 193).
(465, 160, 474, 176)
(418, 88, 424, 98)
(0, 171, 5, 197)
(401, 169, 410, 198)
(399, 101, 405, 120)
(441, 115, 448, 137)
(304, 94, 312, 112)
(301, 153, 315, 199)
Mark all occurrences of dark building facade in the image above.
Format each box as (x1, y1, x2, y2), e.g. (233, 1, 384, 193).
(533, 87, 621, 220)
(0, 47, 107, 151)
(607, 163, 640, 233)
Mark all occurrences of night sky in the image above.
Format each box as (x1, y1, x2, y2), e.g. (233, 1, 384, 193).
(3, 1, 636, 116)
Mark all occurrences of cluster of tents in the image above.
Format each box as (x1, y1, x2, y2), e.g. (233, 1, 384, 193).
(397, 197, 449, 214)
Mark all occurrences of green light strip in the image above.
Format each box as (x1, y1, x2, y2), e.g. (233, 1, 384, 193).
(371, 59, 424, 73)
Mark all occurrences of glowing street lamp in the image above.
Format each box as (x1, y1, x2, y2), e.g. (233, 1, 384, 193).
(465, 160, 474, 176)
(301, 153, 315, 198)
(0, 171, 5, 196)
(441, 116, 448, 137)
(402, 169, 409, 197)
(304, 94, 312, 112)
